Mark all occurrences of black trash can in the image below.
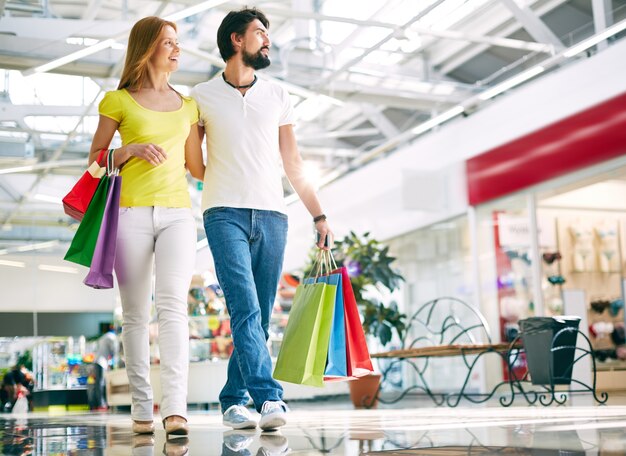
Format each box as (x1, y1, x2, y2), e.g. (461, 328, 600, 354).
(519, 316, 580, 385)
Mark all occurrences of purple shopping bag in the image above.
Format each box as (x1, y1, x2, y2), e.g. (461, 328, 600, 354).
(83, 173, 121, 289)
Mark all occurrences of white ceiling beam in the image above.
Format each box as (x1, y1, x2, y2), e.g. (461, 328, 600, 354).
(0, 180, 21, 202)
(261, 5, 550, 53)
(592, 0, 614, 51)
(500, 0, 564, 50)
(332, 0, 404, 55)
(299, 147, 359, 158)
(0, 103, 99, 121)
(319, 1, 448, 86)
(359, 104, 399, 139)
(298, 128, 380, 141)
(20, 0, 230, 76)
(292, 0, 314, 43)
(317, 80, 466, 109)
(436, 0, 568, 75)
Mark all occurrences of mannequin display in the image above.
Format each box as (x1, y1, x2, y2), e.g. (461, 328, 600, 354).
(594, 222, 619, 273)
(568, 224, 594, 272)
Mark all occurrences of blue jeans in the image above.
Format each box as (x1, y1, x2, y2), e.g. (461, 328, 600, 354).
(203, 207, 288, 412)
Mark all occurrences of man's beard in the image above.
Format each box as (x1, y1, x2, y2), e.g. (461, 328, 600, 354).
(242, 47, 270, 70)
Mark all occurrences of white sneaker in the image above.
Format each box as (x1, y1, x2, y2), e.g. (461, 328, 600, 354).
(223, 430, 255, 452)
(258, 401, 288, 431)
(223, 405, 258, 429)
(259, 432, 289, 455)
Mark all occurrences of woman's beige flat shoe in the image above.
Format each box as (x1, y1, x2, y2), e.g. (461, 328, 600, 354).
(163, 415, 189, 436)
(132, 434, 155, 448)
(132, 420, 155, 434)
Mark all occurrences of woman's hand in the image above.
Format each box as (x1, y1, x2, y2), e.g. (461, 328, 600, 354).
(126, 143, 167, 166)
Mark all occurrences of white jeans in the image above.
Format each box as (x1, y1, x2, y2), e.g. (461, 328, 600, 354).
(114, 206, 196, 421)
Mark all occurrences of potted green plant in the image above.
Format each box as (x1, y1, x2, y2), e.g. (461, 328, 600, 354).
(304, 231, 406, 407)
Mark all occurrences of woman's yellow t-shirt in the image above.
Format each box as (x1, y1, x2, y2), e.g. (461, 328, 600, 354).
(99, 89, 199, 208)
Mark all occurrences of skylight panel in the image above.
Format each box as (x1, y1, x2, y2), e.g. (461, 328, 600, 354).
(321, 0, 384, 21)
(6, 71, 101, 106)
(418, 0, 490, 31)
(376, 0, 441, 25)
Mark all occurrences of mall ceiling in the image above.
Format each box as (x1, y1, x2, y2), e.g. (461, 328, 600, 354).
(0, 0, 625, 251)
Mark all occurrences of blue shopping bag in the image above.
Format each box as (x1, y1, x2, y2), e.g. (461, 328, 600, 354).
(304, 272, 348, 378)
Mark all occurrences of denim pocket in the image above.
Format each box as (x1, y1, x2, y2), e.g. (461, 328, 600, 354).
(203, 206, 226, 217)
(270, 211, 288, 221)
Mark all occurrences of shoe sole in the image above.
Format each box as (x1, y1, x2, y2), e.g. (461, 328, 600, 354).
(224, 420, 257, 430)
(259, 415, 286, 431)
(132, 425, 155, 435)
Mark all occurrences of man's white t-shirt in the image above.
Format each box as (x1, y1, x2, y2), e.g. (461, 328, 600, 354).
(191, 76, 295, 214)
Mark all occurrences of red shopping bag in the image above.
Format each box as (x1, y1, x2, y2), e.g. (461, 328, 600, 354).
(62, 149, 107, 221)
(332, 266, 374, 378)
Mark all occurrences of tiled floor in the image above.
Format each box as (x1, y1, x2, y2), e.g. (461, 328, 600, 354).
(2, 395, 626, 455)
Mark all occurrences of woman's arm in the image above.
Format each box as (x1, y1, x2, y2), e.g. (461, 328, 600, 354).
(89, 115, 168, 169)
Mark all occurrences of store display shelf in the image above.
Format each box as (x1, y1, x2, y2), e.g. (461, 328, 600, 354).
(596, 360, 626, 372)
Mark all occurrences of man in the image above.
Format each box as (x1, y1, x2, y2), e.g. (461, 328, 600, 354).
(1, 364, 33, 413)
(190, 7, 332, 431)
(89, 324, 118, 410)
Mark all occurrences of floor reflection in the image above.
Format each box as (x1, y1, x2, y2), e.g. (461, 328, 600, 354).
(1, 403, 626, 455)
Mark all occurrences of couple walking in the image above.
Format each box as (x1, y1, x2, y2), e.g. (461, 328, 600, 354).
(88, 7, 333, 437)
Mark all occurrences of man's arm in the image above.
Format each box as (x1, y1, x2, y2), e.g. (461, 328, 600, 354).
(279, 124, 333, 249)
(185, 122, 206, 180)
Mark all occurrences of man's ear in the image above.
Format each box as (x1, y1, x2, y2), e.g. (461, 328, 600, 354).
(230, 32, 242, 51)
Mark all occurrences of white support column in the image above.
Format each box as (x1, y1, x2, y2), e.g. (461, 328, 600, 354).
(592, 0, 614, 51)
(527, 193, 544, 316)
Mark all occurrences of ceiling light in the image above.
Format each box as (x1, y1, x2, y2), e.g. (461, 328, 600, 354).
(477, 66, 545, 101)
(0, 159, 87, 175)
(24, 39, 117, 76)
(15, 240, 59, 253)
(38, 264, 78, 274)
(0, 260, 26, 268)
(411, 105, 465, 135)
(563, 18, 626, 58)
(33, 194, 62, 204)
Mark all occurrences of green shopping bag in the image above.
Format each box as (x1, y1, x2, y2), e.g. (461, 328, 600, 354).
(273, 280, 337, 387)
(64, 174, 110, 267)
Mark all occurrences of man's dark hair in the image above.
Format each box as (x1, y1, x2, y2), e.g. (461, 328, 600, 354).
(216, 7, 270, 62)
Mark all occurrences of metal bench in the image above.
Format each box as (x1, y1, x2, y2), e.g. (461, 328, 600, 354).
(369, 297, 606, 407)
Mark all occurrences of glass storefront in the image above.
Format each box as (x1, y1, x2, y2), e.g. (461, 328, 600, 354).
(385, 157, 626, 392)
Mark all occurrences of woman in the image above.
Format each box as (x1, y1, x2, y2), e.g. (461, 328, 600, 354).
(88, 16, 204, 436)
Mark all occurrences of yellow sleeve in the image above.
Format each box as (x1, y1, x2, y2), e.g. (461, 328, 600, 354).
(99, 91, 124, 123)
(187, 97, 199, 124)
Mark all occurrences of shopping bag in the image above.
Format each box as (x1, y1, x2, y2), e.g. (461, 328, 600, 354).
(273, 280, 337, 387)
(305, 273, 348, 379)
(332, 266, 375, 377)
(63, 174, 109, 267)
(62, 149, 108, 221)
(83, 171, 121, 289)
